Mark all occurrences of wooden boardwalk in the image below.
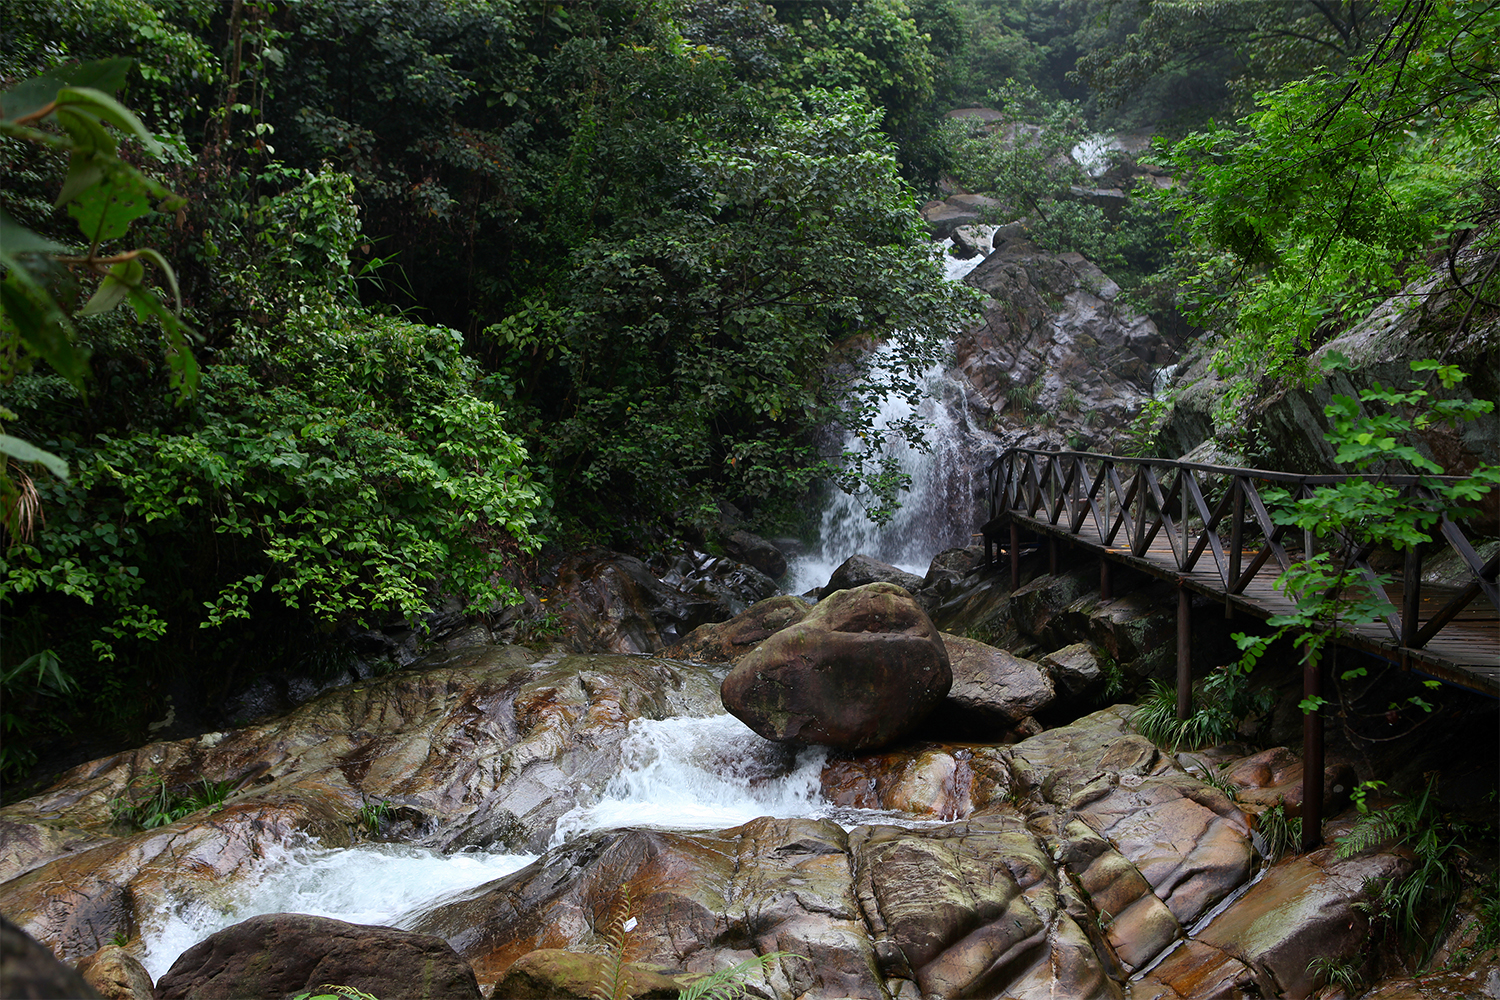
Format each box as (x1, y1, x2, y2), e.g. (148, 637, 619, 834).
(985, 449, 1500, 699)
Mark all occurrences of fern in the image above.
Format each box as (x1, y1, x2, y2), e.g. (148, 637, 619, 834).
(678, 953, 801, 1000)
(590, 884, 634, 1000)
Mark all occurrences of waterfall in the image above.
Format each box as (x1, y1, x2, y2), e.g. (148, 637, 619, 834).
(786, 234, 996, 594)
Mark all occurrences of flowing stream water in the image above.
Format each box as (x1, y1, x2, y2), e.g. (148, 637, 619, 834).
(139, 714, 885, 979)
(141, 236, 995, 979)
(785, 236, 996, 593)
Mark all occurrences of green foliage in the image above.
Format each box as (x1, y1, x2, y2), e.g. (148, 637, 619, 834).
(355, 799, 393, 838)
(1131, 659, 1273, 751)
(1233, 360, 1496, 715)
(1306, 954, 1365, 994)
(677, 953, 798, 1000)
(0, 58, 198, 523)
(110, 771, 235, 831)
(291, 987, 380, 1000)
(1337, 774, 1463, 970)
(505, 87, 975, 524)
(1151, 0, 1500, 417)
(1256, 801, 1302, 862)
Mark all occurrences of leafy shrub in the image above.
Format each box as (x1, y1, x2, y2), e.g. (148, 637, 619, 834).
(1131, 661, 1273, 751)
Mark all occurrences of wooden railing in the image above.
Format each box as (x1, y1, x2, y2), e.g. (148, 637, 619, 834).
(985, 448, 1499, 652)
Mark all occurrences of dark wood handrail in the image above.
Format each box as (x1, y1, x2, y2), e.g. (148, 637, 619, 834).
(986, 447, 1500, 654)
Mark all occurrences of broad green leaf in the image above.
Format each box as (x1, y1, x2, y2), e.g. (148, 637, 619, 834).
(1, 273, 89, 391)
(0, 58, 132, 122)
(55, 86, 161, 154)
(0, 434, 69, 479)
(56, 151, 106, 207)
(55, 104, 117, 154)
(82, 257, 145, 315)
(66, 163, 157, 244)
(135, 248, 182, 311)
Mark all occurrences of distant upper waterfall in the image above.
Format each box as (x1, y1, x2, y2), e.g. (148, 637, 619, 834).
(786, 234, 996, 594)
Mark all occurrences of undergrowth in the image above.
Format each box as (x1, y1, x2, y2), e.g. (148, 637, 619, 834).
(1130, 661, 1272, 751)
(110, 772, 236, 831)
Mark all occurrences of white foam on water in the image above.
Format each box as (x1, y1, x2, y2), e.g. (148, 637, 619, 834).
(550, 714, 831, 847)
(139, 841, 534, 981)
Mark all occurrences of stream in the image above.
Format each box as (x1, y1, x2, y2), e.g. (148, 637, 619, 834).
(140, 714, 910, 979)
(141, 235, 997, 980)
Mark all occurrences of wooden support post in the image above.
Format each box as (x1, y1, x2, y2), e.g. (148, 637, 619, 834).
(1049, 536, 1058, 576)
(1402, 545, 1422, 648)
(1301, 648, 1325, 852)
(1100, 558, 1113, 601)
(1176, 584, 1191, 721)
(1227, 479, 1244, 620)
(1010, 522, 1020, 591)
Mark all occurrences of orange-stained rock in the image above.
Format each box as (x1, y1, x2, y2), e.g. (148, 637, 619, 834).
(410, 817, 885, 1000)
(0, 648, 724, 959)
(1190, 846, 1413, 999)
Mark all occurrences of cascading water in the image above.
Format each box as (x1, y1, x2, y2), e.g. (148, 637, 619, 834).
(139, 714, 898, 978)
(786, 235, 997, 593)
(140, 842, 535, 980)
(136, 235, 1000, 980)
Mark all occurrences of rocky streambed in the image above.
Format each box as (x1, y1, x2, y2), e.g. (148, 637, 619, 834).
(1, 563, 1495, 1000)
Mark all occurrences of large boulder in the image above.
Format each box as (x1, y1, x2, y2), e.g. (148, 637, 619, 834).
(937, 633, 1055, 735)
(720, 529, 788, 581)
(74, 944, 153, 1000)
(822, 554, 925, 598)
(720, 583, 952, 750)
(411, 818, 886, 999)
(0, 915, 102, 999)
(154, 913, 481, 1000)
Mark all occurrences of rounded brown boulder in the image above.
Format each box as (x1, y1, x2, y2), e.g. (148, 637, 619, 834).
(154, 912, 481, 1000)
(720, 582, 951, 750)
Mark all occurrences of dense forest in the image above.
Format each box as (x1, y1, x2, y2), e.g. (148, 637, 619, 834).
(2, 0, 1497, 786)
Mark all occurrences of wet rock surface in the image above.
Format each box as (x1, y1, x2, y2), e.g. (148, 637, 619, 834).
(0, 555, 1486, 1000)
(821, 554, 926, 598)
(0, 915, 103, 999)
(954, 238, 1182, 453)
(720, 583, 952, 750)
(74, 944, 153, 1000)
(662, 594, 812, 665)
(0, 648, 723, 955)
(937, 633, 1055, 734)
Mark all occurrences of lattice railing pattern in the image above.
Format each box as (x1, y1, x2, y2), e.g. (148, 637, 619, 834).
(986, 448, 1499, 652)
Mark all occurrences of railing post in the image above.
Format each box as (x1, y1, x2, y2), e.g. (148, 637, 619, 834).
(1010, 521, 1020, 591)
(1301, 648, 1325, 852)
(1402, 543, 1422, 649)
(1227, 477, 1244, 619)
(1176, 583, 1191, 720)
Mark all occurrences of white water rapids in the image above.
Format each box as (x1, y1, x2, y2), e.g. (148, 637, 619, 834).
(139, 714, 890, 979)
(141, 236, 994, 979)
